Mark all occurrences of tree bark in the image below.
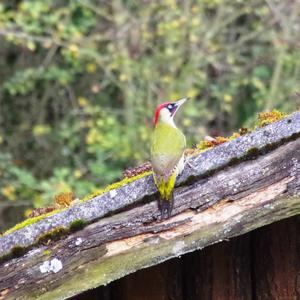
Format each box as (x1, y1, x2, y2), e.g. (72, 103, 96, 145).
(0, 113, 299, 300)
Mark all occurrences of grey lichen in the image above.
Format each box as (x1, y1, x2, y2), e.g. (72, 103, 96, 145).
(39, 258, 63, 274)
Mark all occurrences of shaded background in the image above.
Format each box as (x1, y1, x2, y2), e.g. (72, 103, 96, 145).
(0, 0, 299, 218)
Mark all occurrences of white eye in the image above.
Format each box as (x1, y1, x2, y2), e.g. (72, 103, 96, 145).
(167, 104, 173, 110)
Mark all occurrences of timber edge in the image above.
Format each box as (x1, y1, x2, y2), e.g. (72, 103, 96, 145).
(0, 111, 300, 261)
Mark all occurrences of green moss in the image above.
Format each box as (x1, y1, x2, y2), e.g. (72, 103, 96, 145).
(185, 125, 300, 188)
(246, 147, 260, 158)
(196, 110, 288, 155)
(37, 227, 68, 244)
(81, 170, 152, 202)
(11, 245, 26, 257)
(228, 156, 241, 166)
(3, 170, 152, 236)
(69, 219, 87, 232)
(0, 245, 27, 263)
(4, 209, 60, 236)
(263, 143, 277, 152)
(43, 249, 51, 256)
(1, 221, 88, 264)
(229, 132, 242, 140)
(1, 228, 68, 264)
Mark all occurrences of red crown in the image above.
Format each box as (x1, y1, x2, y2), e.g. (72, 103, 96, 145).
(153, 102, 171, 125)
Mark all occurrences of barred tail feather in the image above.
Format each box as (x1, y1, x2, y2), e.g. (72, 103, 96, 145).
(153, 172, 177, 218)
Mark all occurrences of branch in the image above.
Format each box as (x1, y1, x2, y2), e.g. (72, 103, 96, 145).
(0, 28, 63, 47)
(0, 112, 299, 299)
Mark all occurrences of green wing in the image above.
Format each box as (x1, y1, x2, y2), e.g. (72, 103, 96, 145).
(150, 123, 185, 176)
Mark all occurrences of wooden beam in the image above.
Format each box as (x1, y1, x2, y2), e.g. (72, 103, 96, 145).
(0, 113, 299, 299)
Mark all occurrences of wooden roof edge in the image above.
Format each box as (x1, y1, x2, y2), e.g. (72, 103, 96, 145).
(0, 111, 299, 259)
(0, 112, 300, 299)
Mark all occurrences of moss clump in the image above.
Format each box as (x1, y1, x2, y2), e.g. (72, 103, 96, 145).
(228, 156, 241, 166)
(257, 110, 286, 127)
(228, 132, 241, 140)
(4, 209, 60, 236)
(197, 130, 252, 153)
(196, 110, 287, 154)
(37, 227, 68, 244)
(69, 219, 87, 232)
(245, 147, 260, 159)
(3, 170, 153, 235)
(81, 170, 152, 202)
(197, 136, 230, 152)
(11, 245, 26, 257)
(197, 140, 213, 151)
(1, 220, 88, 264)
(4, 192, 77, 237)
(0, 245, 27, 263)
(239, 127, 250, 135)
(54, 191, 76, 208)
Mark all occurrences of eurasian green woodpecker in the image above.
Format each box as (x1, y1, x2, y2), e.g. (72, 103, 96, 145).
(150, 97, 188, 218)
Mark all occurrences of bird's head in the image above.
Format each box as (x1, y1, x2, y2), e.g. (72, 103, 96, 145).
(153, 97, 188, 126)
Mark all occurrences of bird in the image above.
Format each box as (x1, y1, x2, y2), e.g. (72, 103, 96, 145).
(150, 97, 188, 218)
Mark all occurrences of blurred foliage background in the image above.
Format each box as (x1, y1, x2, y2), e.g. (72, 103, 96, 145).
(0, 0, 299, 210)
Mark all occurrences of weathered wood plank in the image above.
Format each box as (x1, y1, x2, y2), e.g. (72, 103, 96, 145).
(73, 216, 299, 300)
(111, 260, 184, 300)
(251, 216, 300, 299)
(182, 234, 252, 300)
(0, 133, 299, 299)
(0, 112, 299, 259)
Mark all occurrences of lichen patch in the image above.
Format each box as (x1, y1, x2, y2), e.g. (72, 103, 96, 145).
(172, 241, 186, 255)
(39, 258, 63, 274)
(75, 238, 83, 246)
(109, 190, 117, 198)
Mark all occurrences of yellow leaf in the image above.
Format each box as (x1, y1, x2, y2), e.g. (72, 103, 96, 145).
(86, 63, 97, 74)
(69, 44, 79, 58)
(1, 185, 16, 201)
(191, 18, 201, 27)
(74, 169, 82, 178)
(33, 125, 51, 137)
(119, 73, 129, 82)
(78, 97, 89, 107)
(187, 88, 198, 98)
(223, 94, 233, 103)
(27, 41, 36, 51)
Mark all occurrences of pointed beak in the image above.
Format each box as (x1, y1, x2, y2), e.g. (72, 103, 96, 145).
(175, 97, 188, 109)
(169, 97, 188, 117)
